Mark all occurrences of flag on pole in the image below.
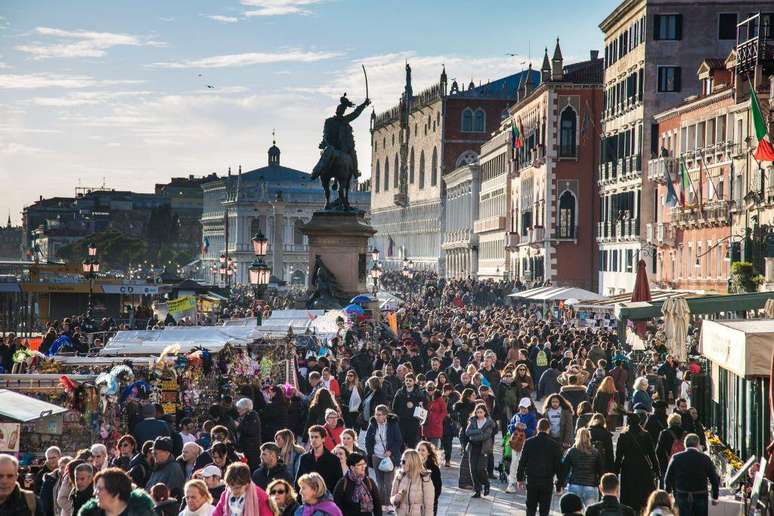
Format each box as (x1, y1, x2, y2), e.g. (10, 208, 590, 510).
(750, 86, 774, 161)
(512, 118, 524, 149)
(679, 157, 694, 206)
(664, 159, 678, 207)
(201, 237, 210, 255)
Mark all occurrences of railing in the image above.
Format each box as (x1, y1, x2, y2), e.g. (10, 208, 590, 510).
(473, 216, 506, 234)
(614, 218, 639, 240)
(656, 222, 674, 246)
(528, 226, 545, 245)
(647, 156, 675, 183)
(553, 226, 578, 240)
(670, 201, 730, 228)
(283, 243, 309, 252)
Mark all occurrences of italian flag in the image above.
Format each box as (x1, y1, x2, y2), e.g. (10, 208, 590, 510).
(512, 120, 523, 149)
(751, 87, 774, 161)
(679, 156, 692, 206)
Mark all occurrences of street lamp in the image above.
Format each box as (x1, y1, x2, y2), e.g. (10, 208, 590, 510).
(369, 262, 382, 294)
(82, 244, 99, 313)
(371, 247, 380, 263)
(252, 231, 268, 257)
(249, 230, 271, 324)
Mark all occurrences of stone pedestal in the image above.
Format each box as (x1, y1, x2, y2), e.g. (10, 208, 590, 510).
(301, 211, 376, 302)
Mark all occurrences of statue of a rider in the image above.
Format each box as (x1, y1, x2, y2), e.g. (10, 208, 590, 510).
(311, 93, 370, 187)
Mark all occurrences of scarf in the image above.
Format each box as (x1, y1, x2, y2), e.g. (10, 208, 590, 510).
(182, 502, 214, 516)
(302, 498, 343, 516)
(346, 469, 374, 513)
(225, 483, 260, 516)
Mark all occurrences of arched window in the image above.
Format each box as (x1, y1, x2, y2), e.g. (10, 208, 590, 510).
(251, 216, 264, 236)
(560, 107, 577, 157)
(409, 148, 415, 184)
(461, 108, 473, 132)
(384, 158, 390, 191)
(431, 147, 438, 186)
(473, 109, 485, 132)
(374, 160, 381, 193)
(558, 190, 576, 238)
(455, 150, 479, 167)
(418, 150, 425, 189)
(394, 154, 399, 188)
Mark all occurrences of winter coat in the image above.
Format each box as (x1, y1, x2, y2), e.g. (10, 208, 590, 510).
(561, 447, 603, 487)
(559, 385, 589, 412)
(40, 469, 59, 516)
(146, 457, 185, 500)
(516, 432, 563, 487)
(537, 368, 562, 400)
(499, 381, 522, 414)
(615, 428, 659, 512)
(655, 426, 685, 477)
(0, 484, 42, 516)
(77, 488, 155, 516)
(295, 449, 343, 497)
(588, 425, 615, 473)
(631, 388, 653, 412)
(645, 411, 668, 446)
(464, 416, 495, 455)
(332, 474, 382, 516)
(392, 387, 427, 425)
(584, 495, 636, 516)
(236, 410, 262, 459)
(421, 396, 447, 440)
(390, 471, 435, 516)
(365, 414, 403, 467)
(323, 419, 345, 451)
(212, 483, 273, 516)
(251, 461, 293, 490)
(292, 493, 342, 516)
(507, 410, 537, 438)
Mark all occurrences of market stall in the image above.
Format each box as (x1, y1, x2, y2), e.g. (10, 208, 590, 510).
(700, 319, 772, 464)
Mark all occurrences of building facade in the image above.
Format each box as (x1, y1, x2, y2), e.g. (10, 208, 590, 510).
(442, 163, 480, 278)
(0, 217, 22, 260)
(650, 59, 736, 292)
(597, 0, 758, 295)
(508, 43, 603, 290)
(369, 64, 539, 273)
(200, 142, 370, 287)
(475, 130, 511, 278)
(155, 174, 218, 255)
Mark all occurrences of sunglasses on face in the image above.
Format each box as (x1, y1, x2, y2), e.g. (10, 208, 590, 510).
(270, 489, 286, 495)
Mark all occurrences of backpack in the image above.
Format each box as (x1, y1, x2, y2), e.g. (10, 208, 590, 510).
(669, 430, 685, 458)
(536, 348, 548, 368)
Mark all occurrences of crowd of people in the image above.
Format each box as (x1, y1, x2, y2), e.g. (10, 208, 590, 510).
(0, 273, 739, 516)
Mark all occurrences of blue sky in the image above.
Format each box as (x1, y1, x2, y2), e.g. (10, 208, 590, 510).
(0, 0, 616, 225)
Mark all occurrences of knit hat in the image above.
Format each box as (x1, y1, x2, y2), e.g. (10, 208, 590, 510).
(152, 436, 173, 453)
(559, 492, 584, 514)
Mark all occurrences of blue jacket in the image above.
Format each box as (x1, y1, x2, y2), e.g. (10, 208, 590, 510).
(508, 410, 537, 438)
(365, 413, 403, 466)
(631, 389, 653, 412)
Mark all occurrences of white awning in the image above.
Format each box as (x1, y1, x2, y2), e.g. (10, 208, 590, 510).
(700, 319, 774, 377)
(0, 389, 69, 422)
(509, 286, 608, 302)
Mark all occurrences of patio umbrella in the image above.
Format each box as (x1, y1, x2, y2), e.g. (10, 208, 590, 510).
(350, 294, 373, 304)
(631, 259, 652, 337)
(662, 296, 690, 362)
(764, 298, 774, 318)
(343, 303, 365, 315)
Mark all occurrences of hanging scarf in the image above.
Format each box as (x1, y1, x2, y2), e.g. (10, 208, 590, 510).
(346, 468, 374, 513)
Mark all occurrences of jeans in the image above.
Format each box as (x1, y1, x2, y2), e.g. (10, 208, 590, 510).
(675, 491, 709, 516)
(372, 455, 395, 507)
(468, 444, 489, 493)
(567, 483, 598, 507)
(400, 421, 420, 449)
(525, 484, 553, 516)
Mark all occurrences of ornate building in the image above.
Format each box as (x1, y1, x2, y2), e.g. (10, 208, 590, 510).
(200, 141, 370, 286)
(369, 63, 539, 273)
(507, 43, 603, 290)
(443, 163, 480, 278)
(0, 216, 22, 260)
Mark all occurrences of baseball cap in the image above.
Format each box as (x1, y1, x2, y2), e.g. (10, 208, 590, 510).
(518, 397, 531, 409)
(201, 465, 221, 478)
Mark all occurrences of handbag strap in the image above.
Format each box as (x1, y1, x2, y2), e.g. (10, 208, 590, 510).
(628, 432, 654, 471)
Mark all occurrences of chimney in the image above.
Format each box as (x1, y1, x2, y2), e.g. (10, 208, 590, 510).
(590, 50, 599, 61)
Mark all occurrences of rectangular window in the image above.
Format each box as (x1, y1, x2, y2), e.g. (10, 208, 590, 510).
(719, 13, 738, 40)
(654, 14, 682, 40)
(658, 66, 681, 92)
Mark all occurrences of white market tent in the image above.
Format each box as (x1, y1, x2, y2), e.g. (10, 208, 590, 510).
(99, 326, 252, 355)
(376, 291, 403, 311)
(508, 286, 608, 302)
(251, 309, 337, 337)
(700, 319, 774, 377)
(0, 389, 69, 422)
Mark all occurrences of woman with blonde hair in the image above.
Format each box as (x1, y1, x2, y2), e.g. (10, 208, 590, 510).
(266, 479, 298, 516)
(644, 489, 677, 515)
(180, 479, 214, 516)
(560, 428, 603, 507)
(390, 450, 434, 516)
(592, 376, 620, 430)
(296, 472, 343, 516)
(274, 429, 304, 479)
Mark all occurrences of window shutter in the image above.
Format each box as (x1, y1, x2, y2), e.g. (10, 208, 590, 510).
(654, 15, 661, 40)
(675, 14, 683, 40)
(674, 67, 682, 91)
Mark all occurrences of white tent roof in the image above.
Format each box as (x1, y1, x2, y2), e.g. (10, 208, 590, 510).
(99, 326, 252, 355)
(251, 309, 340, 338)
(0, 389, 69, 422)
(700, 319, 774, 377)
(509, 286, 608, 302)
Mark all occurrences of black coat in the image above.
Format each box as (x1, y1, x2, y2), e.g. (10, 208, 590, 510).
(584, 495, 636, 516)
(251, 462, 293, 490)
(516, 432, 563, 487)
(392, 386, 427, 424)
(588, 425, 615, 473)
(655, 426, 685, 477)
(236, 410, 262, 458)
(332, 474, 382, 516)
(295, 448, 342, 495)
(0, 485, 43, 516)
(664, 448, 720, 499)
(614, 429, 658, 511)
(255, 395, 288, 443)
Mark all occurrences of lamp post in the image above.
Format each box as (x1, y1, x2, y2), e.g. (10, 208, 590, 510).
(82, 242, 100, 313)
(249, 231, 271, 324)
(369, 262, 382, 295)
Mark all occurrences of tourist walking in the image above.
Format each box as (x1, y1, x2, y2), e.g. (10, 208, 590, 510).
(517, 418, 564, 516)
(614, 413, 659, 513)
(365, 405, 402, 514)
(664, 433, 720, 516)
(389, 450, 434, 516)
(332, 453, 381, 516)
(464, 402, 495, 498)
(560, 428, 602, 507)
(584, 473, 636, 516)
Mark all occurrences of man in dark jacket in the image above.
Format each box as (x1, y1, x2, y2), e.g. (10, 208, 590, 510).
(645, 400, 669, 445)
(517, 418, 563, 516)
(559, 375, 589, 412)
(391, 374, 427, 449)
(132, 403, 170, 446)
(295, 425, 342, 493)
(146, 437, 185, 500)
(252, 443, 292, 489)
(235, 397, 262, 472)
(36, 446, 61, 516)
(585, 473, 636, 516)
(70, 463, 94, 516)
(0, 454, 44, 516)
(664, 433, 720, 516)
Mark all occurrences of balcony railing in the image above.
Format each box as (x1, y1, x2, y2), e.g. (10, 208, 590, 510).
(528, 226, 545, 246)
(473, 216, 506, 234)
(656, 222, 675, 246)
(648, 156, 675, 183)
(614, 218, 640, 240)
(670, 200, 729, 228)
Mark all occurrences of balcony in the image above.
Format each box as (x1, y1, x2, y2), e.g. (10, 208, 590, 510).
(283, 243, 309, 253)
(614, 218, 640, 240)
(528, 225, 545, 246)
(505, 232, 520, 249)
(648, 156, 675, 183)
(473, 216, 506, 234)
(656, 222, 675, 246)
(670, 201, 730, 229)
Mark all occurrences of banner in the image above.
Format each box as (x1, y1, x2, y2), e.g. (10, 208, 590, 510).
(167, 295, 197, 321)
(0, 423, 20, 452)
(386, 312, 398, 336)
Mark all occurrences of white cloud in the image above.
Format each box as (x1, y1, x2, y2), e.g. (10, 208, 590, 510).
(16, 26, 165, 59)
(206, 15, 239, 23)
(158, 17, 175, 22)
(241, 0, 322, 16)
(30, 90, 153, 107)
(0, 142, 49, 155)
(0, 73, 144, 89)
(150, 49, 341, 69)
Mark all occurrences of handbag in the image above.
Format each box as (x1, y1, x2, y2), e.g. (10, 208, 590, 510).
(413, 406, 428, 424)
(379, 457, 394, 472)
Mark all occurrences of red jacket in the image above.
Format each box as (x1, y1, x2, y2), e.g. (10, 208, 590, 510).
(323, 420, 345, 451)
(422, 396, 448, 439)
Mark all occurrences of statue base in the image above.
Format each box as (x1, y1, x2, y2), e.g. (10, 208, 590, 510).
(301, 211, 377, 306)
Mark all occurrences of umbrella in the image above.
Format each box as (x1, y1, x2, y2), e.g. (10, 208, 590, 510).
(662, 296, 690, 362)
(343, 304, 365, 315)
(764, 298, 774, 318)
(350, 295, 373, 304)
(631, 259, 652, 337)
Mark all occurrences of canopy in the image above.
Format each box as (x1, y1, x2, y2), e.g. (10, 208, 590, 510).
(0, 389, 69, 422)
(99, 326, 253, 355)
(662, 296, 690, 362)
(509, 286, 608, 302)
(700, 319, 774, 377)
(376, 291, 403, 311)
(250, 309, 339, 338)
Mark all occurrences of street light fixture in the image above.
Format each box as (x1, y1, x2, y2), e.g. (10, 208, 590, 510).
(249, 230, 271, 324)
(369, 262, 382, 294)
(82, 244, 99, 313)
(252, 231, 268, 257)
(371, 248, 380, 263)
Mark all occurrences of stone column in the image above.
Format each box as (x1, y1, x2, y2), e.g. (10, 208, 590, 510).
(271, 194, 286, 282)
